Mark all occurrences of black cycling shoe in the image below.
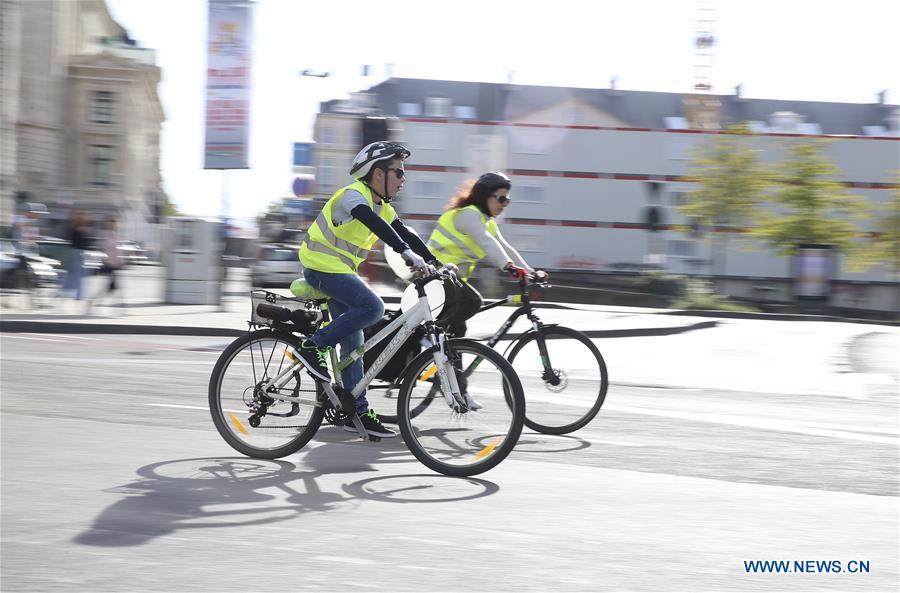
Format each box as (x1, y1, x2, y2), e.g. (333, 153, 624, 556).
(294, 339, 331, 381)
(344, 409, 397, 438)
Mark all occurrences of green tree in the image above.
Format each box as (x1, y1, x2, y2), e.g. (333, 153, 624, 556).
(679, 123, 769, 278)
(160, 193, 179, 218)
(751, 138, 871, 270)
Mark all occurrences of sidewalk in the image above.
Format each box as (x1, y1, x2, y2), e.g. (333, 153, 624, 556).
(2, 285, 896, 400)
(1, 262, 897, 401)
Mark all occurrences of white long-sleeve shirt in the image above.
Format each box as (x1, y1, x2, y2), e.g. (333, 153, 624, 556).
(453, 207, 532, 271)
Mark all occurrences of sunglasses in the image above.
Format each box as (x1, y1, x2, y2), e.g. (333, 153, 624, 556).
(386, 167, 405, 179)
(492, 194, 511, 204)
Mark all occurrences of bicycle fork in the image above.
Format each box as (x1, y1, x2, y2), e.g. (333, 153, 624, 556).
(429, 333, 466, 413)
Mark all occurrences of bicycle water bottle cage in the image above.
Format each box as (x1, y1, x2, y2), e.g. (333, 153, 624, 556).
(290, 279, 330, 301)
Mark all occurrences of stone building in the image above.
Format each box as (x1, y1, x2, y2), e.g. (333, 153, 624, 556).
(0, 0, 164, 243)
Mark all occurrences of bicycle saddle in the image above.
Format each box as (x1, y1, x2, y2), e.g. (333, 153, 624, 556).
(290, 279, 329, 300)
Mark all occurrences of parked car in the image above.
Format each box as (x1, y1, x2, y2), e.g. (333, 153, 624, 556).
(36, 237, 106, 271)
(0, 240, 61, 288)
(251, 243, 303, 287)
(117, 241, 149, 265)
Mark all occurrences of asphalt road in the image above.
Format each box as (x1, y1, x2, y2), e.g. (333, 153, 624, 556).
(1, 331, 897, 592)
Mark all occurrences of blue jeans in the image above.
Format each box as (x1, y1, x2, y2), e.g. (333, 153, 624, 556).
(64, 249, 85, 300)
(303, 268, 385, 413)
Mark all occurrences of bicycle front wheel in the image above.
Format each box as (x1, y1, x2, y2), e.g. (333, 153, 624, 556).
(507, 325, 608, 435)
(397, 339, 525, 477)
(209, 329, 324, 459)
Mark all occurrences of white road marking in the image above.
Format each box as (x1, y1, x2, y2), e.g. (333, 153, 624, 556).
(605, 403, 899, 445)
(23, 334, 101, 340)
(1, 335, 68, 343)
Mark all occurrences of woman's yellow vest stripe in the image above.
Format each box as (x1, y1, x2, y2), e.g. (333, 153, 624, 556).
(427, 204, 498, 280)
(299, 181, 397, 274)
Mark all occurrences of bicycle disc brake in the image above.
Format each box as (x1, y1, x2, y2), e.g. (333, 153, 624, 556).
(542, 368, 569, 393)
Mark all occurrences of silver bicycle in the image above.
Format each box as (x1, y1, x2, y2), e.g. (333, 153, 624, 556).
(208, 267, 526, 477)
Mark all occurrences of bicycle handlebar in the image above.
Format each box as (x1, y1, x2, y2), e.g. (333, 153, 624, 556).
(411, 264, 462, 287)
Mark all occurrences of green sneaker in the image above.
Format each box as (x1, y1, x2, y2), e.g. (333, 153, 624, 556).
(344, 409, 397, 438)
(294, 339, 331, 382)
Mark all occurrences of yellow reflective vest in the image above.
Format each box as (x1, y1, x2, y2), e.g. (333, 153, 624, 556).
(427, 204, 499, 280)
(299, 180, 397, 274)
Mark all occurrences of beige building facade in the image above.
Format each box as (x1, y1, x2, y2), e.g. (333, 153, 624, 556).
(0, 0, 163, 241)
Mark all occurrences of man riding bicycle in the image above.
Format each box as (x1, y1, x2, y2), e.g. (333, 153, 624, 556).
(295, 141, 441, 438)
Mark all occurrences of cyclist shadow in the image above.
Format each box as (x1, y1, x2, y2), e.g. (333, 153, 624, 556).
(512, 431, 593, 455)
(74, 437, 499, 547)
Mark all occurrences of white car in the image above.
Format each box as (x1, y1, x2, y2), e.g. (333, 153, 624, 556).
(251, 244, 303, 287)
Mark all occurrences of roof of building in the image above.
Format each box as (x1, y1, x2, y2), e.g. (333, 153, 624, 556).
(322, 77, 898, 136)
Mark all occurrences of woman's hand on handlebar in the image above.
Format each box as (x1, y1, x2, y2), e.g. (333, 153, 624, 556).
(530, 270, 550, 285)
(503, 263, 528, 281)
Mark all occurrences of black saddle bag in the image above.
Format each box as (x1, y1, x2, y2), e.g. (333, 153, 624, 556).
(363, 309, 423, 382)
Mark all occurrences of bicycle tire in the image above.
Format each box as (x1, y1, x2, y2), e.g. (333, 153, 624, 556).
(507, 325, 608, 435)
(209, 329, 324, 459)
(397, 338, 525, 477)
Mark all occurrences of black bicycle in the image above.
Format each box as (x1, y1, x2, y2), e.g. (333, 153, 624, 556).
(373, 275, 608, 435)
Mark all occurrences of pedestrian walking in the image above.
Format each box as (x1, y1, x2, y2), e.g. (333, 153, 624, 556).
(90, 217, 124, 313)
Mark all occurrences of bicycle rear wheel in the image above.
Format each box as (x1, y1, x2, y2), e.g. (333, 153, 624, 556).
(209, 329, 324, 459)
(397, 339, 525, 477)
(507, 325, 608, 435)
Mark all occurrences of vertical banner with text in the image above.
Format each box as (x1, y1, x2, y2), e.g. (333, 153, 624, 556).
(204, 0, 253, 169)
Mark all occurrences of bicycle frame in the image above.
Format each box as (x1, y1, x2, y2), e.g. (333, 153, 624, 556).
(258, 276, 463, 415)
(465, 280, 556, 375)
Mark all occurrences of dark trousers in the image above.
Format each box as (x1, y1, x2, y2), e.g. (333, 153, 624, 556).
(438, 278, 483, 338)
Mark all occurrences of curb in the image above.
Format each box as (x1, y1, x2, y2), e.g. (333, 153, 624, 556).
(661, 308, 900, 326)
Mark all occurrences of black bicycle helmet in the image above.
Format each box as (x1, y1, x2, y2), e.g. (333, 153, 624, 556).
(474, 171, 512, 192)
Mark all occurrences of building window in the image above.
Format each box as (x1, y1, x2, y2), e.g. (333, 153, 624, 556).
(414, 179, 444, 199)
(668, 239, 694, 257)
(416, 126, 446, 150)
(293, 143, 312, 166)
(425, 97, 451, 118)
(318, 157, 335, 191)
(510, 231, 542, 253)
(398, 102, 421, 116)
(669, 190, 686, 206)
(510, 129, 547, 154)
(88, 144, 114, 187)
(454, 105, 476, 119)
(517, 185, 545, 203)
(319, 126, 335, 145)
(91, 90, 115, 124)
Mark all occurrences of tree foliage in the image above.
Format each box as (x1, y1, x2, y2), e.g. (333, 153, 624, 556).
(679, 123, 769, 276)
(680, 123, 769, 232)
(750, 139, 871, 270)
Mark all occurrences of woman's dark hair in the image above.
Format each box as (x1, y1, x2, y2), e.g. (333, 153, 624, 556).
(446, 171, 511, 216)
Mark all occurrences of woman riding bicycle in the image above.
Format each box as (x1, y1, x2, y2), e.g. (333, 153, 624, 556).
(295, 141, 441, 438)
(427, 171, 548, 340)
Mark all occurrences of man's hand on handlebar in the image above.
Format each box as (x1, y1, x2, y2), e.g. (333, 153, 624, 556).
(402, 249, 436, 275)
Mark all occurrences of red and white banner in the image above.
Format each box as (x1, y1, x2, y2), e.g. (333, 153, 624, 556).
(203, 0, 253, 169)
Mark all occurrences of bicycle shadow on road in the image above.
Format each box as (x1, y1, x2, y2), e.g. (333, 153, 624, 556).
(74, 447, 499, 547)
(512, 432, 592, 455)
